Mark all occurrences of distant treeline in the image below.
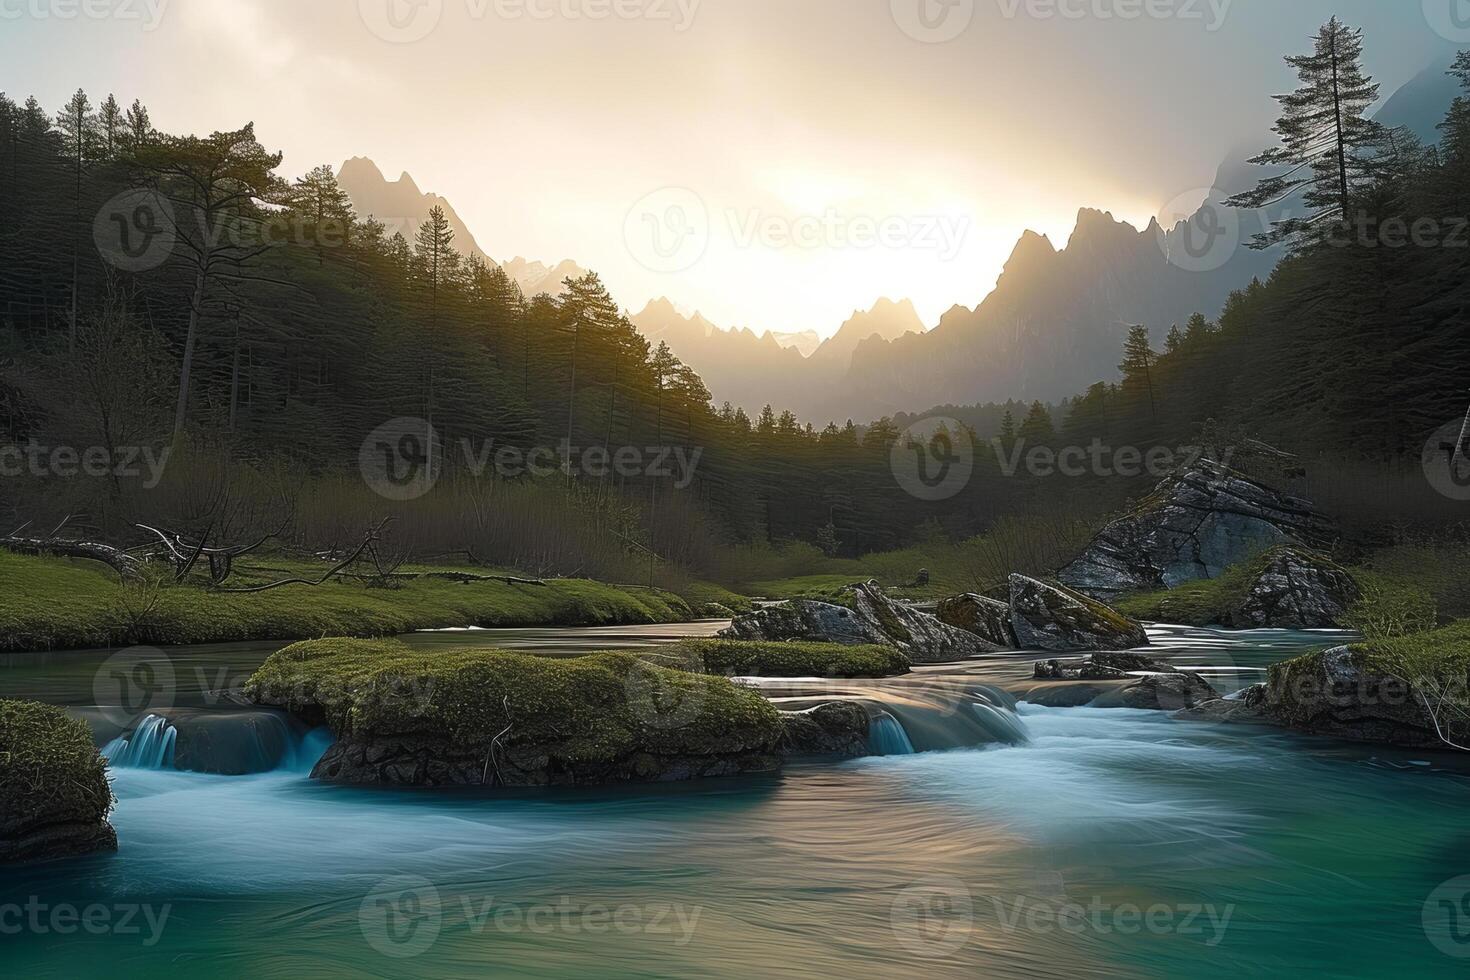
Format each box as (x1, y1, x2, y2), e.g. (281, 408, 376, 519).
(1, 32, 1467, 574)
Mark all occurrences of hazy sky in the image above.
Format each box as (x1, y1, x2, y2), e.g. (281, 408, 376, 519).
(1, 0, 1460, 335)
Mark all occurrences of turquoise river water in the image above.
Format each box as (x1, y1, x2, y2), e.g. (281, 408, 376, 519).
(2, 624, 1468, 978)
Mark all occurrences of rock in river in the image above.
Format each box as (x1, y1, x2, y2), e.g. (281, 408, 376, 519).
(722, 581, 1003, 664)
(1009, 574, 1149, 652)
(936, 593, 1017, 648)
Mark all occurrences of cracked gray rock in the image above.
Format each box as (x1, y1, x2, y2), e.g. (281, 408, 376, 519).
(1058, 459, 1336, 600)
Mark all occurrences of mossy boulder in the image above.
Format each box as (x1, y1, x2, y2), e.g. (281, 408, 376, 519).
(0, 700, 116, 863)
(936, 593, 1017, 647)
(661, 639, 910, 678)
(1187, 623, 1470, 749)
(1009, 574, 1149, 652)
(245, 638, 786, 787)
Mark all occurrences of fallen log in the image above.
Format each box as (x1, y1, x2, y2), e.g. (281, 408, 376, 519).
(1, 535, 145, 581)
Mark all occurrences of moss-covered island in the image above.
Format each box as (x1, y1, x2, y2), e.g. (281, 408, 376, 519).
(245, 638, 789, 787)
(0, 699, 117, 863)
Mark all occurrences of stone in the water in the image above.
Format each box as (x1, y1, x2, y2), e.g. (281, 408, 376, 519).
(779, 702, 870, 758)
(937, 593, 1017, 648)
(1009, 574, 1149, 652)
(1117, 672, 1221, 710)
(1234, 548, 1360, 628)
(1058, 459, 1336, 600)
(721, 581, 1003, 664)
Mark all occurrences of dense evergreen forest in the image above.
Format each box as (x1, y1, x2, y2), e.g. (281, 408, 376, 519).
(1, 30, 1467, 584)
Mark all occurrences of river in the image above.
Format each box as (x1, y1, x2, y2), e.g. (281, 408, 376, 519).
(3, 624, 1468, 978)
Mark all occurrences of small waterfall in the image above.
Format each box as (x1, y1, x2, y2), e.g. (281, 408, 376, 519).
(869, 712, 916, 756)
(102, 714, 177, 770)
(764, 676, 1031, 756)
(97, 710, 335, 775)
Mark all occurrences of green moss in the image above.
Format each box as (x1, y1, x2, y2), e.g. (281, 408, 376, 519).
(656, 639, 910, 678)
(245, 638, 784, 762)
(0, 550, 692, 652)
(679, 581, 756, 615)
(0, 699, 113, 834)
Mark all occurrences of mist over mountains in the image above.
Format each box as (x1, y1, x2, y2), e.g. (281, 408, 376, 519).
(333, 57, 1460, 424)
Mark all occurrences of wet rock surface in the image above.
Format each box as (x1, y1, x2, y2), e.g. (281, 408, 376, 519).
(778, 701, 871, 758)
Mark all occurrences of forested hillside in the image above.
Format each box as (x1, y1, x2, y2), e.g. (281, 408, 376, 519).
(1, 31, 1466, 584)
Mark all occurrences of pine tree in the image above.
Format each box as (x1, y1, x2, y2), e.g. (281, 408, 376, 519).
(1118, 325, 1157, 422)
(124, 99, 152, 148)
(1164, 324, 1184, 356)
(1018, 401, 1054, 446)
(56, 89, 94, 350)
(1226, 17, 1383, 249)
(97, 94, 122, 159)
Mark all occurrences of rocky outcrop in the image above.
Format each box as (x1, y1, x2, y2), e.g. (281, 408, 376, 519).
(1, 700, 117, 864)
(937, 593, 1018, 647)
(1184, 645, 1449, 748)
(1115, 673, 1221, 711)
(1058, 459, 1336, 600)
(721, 581, 1003, 664)
(1233, 548, 1360, 628)
(1009, 575, 1149, 652)
(779, 702, 870, 758)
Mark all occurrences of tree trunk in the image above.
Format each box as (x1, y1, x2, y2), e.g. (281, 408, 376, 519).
(173, 263, 209, 448)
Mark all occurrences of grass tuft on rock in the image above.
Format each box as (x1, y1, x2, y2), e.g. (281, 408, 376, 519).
(656, 639, 910, 678)
(245, 638, 784, 763)
(0, 700, 113, 842)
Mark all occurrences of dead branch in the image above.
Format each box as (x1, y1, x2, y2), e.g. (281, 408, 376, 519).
(214, 519, 394, 593)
